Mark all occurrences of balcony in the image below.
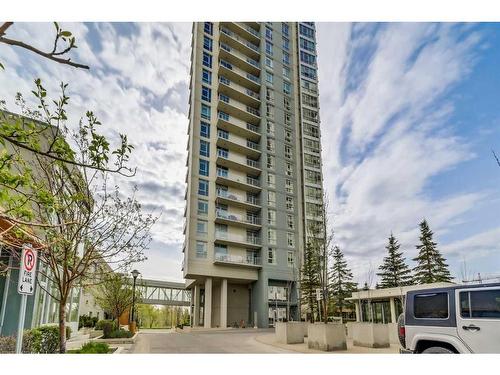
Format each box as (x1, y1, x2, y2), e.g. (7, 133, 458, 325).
(219, 42, 260, 76)
(217, 93, 260, 126)
(217, 111, 261, 142)
(218, 76, 260, 108)
(215, 209, 261, 229)
(216, 148, 261, 176)
(216, 168, 261, 193)
(218, 59, 261, 92)
(214, 231, 261, 249)
(216, 128, 260, 157)
(214, 252, 262, 268)
(219, 26, 260, 60)
(215, 189, 261, 212)
(221, 22, 261, 45)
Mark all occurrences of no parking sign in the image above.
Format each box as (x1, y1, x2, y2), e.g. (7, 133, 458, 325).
(17, 244, 37, 295)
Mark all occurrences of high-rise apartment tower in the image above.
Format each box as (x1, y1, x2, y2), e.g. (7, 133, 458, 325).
(183, 22, 324, 328)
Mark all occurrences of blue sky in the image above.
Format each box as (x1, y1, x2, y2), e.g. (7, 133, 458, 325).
(0, 22, 499, 285)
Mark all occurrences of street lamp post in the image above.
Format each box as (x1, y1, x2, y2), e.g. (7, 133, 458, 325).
(131, 269, 140, 324)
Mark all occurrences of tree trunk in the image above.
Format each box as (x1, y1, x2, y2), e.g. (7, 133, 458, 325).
(58, 298, 67, 354)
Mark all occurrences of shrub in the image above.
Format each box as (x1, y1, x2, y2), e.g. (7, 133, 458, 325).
(79, 315, 99, 329)
(23, 326, 59, 353)
(0, 336, 16, 354)
(101, 321, 116, 338)
(66, 326, 72, 340)
(95, 319, 113, 331)
(105, 329, 133, 339)
(68, 341, 110, 354)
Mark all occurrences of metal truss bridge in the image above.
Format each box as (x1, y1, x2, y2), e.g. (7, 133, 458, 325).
(135, 278, 191, 306)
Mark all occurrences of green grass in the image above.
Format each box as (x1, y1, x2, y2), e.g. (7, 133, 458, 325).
(67, 342, 112, 354)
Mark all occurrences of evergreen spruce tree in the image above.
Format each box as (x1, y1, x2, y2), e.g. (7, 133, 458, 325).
(300, 241, 320, 322)
(377, 233, 413, 288)
(329, 246, 357, 323)
(412, 219, 452, 284)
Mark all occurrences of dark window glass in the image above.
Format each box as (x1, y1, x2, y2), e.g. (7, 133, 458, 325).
(203, 36, 213, 51)
(202, 52, 212, 68)
(414, 292, 448, 319)
(200, 121, 210, 138)
(201, 103, 211, 120)
(460, 290, 500, 319)
(202, 69, 212, 84)
(199, 159, 209, 176)
(201, 86, 211, 102)
(204, 22, 213, 35)
(198, 179, 209, 196)
(200, 140, 210, 157)
(299, 24, 315, 39)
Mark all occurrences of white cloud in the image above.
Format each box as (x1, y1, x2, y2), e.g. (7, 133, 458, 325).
(317, 22, 500, 283)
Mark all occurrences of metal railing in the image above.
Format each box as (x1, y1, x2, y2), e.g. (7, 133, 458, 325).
(216, 189, 261, 206)
(214, 252, 261, 266)
(215, 231, 261, 245)
(215, 209, 261, 225)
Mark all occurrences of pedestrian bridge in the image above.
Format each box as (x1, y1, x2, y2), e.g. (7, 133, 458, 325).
(136, 278, 191, 306)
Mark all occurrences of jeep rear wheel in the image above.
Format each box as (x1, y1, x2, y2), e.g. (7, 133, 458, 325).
(422, 346, 454, 354)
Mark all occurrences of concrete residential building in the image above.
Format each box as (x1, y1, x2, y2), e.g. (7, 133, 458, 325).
(182, 22, 325, 328)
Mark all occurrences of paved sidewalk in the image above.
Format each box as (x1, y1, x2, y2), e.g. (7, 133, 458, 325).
(255, 332, 399, 354)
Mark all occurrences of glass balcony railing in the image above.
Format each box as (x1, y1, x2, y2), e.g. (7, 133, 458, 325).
(214, 252, 261, 266)
(215, 209, 261, 225)
(216, 189, 260, 206)
(215, 231, 261, 245)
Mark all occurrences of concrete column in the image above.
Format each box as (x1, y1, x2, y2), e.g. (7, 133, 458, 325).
(193, 284, 200, 326)
(355, 301, 361, 322)
(220, 279, 228, 328)
(204, 277, 212, 328)
(389, 297, 397, 323)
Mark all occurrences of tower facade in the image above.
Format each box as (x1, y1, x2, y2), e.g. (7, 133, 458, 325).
(183, 22, 324, 328)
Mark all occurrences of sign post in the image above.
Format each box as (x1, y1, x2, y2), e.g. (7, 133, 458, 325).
(15, 244, 37, 354)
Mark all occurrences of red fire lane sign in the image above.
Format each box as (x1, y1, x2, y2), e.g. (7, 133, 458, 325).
(18, 245, 38, 295)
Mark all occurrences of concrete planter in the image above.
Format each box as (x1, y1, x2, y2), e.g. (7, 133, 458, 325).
(89, 330, 103, 339)
(307, 323, 347, 351)
(351, 322, 389, 348)
(387, 323, 398, 345)
(94, 332, 138, 344)
(275, 322, 305, 344)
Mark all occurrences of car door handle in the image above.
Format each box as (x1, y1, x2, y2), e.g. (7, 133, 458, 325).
(462, 324, 480, 331)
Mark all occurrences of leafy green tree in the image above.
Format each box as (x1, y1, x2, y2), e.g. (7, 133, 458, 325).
(93, 273, 138, 328)
(412, 219, 452, 284)
(329, 246, 357, 323)
(376, 233, 413, 288)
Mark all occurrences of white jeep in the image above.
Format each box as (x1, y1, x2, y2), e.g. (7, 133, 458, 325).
(398, 283, 500, 353)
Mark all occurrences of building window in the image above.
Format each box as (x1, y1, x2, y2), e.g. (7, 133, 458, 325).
(287, 232, 295, 247)
(267, 172, 276, 189)
(266, 87, 275, 103)
(199, 159, 209, 176)
(201, 103, 211, 120)
(283, 66, 290, 79)
(197, 220, 208, 234)
(268, 229, 277, 246)
(266, 71, 274, 85)
(286, 162, 293, 177)
(285, 179, 293, 194)
(265, 40, 273, 56)
(201, 86, 211, 102)
(301, 64, 317, 80)
(265, 56, 273, 69)
(285, 129, 292, 143)
(202, 69, 212, 84)
(285, 145, 292, 160)
(200, 121, 210, 138)
(286, 196, 294, 211)
(202, 52, 212, 68)
(268, 247, 276, 264)
(200, 140, 210, 157)
(266, 138, 275, 153)
(282, 22, 289, 37)
(284, 97, 291, 110)
(287, 214, 294, 230)
(204, 22, 213, 35)
(300, 37, 315, 52)
(283, 51, 290, 65)
(266, 104, 274, 120)
(265, 26, 273, 40)
(266, 120, 275, 137)
(266, 154, 275, 169)
(198, 200, 208, 215)
(198, 179, 209, 196)
(299, 24, 315, 39)
(203, 35, 213, 52)
(282, 37, 290, 51)
(217, 146, 229, 158)
(196, 241, 207, 258)
(267, 191, 276, 207)
(287, 251, 295, 267)
(267, 209, 276, 226)
(300, 51, 316, 66)
(283, 81, 291, 95)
